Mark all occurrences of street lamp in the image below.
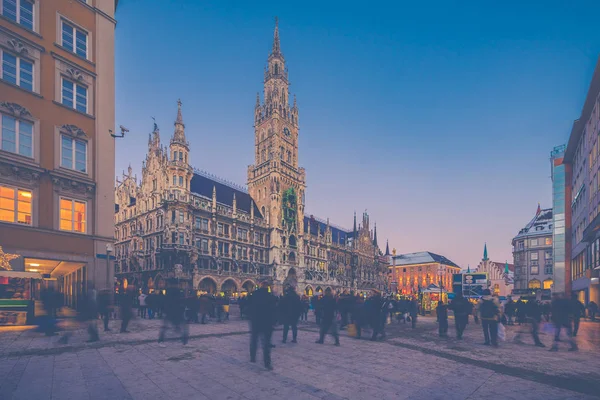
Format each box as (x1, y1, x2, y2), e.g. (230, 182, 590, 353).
(437, 265, 444, 303)
(106, 244, 113, 292)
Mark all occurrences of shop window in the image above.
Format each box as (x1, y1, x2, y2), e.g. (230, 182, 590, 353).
(59, 197, 86, 233)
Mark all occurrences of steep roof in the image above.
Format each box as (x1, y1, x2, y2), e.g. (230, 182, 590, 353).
(513, 207, 553, 240)
(304, 215, 351, 246)
(190, 172, 262, 217)
(392, 251, 460, 269)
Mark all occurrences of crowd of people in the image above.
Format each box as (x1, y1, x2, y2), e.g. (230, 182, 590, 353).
(36, 280, 596, 370)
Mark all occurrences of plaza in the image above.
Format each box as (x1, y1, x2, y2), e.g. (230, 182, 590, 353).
(0, 311, 598, 399)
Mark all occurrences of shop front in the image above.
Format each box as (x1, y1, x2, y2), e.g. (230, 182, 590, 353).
(0, 270, 42, 326)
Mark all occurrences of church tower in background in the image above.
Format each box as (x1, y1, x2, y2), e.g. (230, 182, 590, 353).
(248, 18, 306, 286)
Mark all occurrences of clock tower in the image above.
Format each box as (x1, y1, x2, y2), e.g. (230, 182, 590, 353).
(247, 18, 306, 287)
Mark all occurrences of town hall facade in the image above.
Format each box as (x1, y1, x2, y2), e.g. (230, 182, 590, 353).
(113, 21, 387, 295)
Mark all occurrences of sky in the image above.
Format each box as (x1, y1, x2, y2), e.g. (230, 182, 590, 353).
(114, 0, 600, 269)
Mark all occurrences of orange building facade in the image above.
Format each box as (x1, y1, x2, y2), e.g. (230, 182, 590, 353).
(389, 252, 461, 295)
(0, 0, 118, 308)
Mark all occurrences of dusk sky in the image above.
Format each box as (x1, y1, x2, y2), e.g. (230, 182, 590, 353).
(114, 0, 600, 269)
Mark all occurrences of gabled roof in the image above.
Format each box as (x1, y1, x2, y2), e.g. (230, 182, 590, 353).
(190, 173, 262, 217)
(513, 207, 553, 240)
(392, 251, 460, 269)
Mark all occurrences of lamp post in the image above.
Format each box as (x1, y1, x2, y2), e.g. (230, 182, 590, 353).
(437, 265, 444, 303)
(106, 244, 113, 292)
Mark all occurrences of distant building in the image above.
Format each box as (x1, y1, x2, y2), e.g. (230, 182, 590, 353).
(512, 206, 554, 291)
(388, 252, 461, 295)
(550, 145, 569, 295)
(563, 56, 600, 306)
(473, 244, 514, 297)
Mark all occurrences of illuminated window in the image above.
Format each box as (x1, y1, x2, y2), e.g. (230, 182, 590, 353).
(545, 238, 552, 246)
(528, 279, 541, 289)
(59, 197, 86, 233)
(543, 279, 553, 290)
(0, 185, 31, 224)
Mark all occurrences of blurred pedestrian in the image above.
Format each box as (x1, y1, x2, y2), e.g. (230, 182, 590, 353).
(315, 288, 340, 346)
(550, 293, 577, 352)
(138, 291, 147, 319)
(97, 289, 111, 332)
(119, 287, 134, 333)
(588, 301, 598, 321)
(280, 285, 302, 343)
(478, 289, 500, 347)
(158, 279, 189, 346)
(368, 290, 385, 341)
(449, 293, 471, 339)
(571, 293, 585, 336)
(248, 281, 277, 370)
(409, 297, 419, 329)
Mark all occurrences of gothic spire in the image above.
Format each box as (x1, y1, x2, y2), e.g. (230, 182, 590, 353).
(483, 243, 488, 261)
(373, 223, 378, 246)
(272, 16, 281, 55)
(255, 92, 260, 108)
(467, 264, 471, 273)
(172, 99, 187, 145)
(385, 240, 390, 256)
(504, 261, 510, 274)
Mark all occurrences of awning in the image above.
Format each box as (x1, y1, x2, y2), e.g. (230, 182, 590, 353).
(0, 271, 43, 279)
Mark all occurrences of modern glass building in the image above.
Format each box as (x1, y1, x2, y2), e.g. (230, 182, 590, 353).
(550, 145, 567, 294)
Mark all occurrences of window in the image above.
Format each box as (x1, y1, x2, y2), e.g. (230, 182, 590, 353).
(178, 176, 183, 186)
(61, 79, 87, 113)
(201, 218, 208, 231)
(531, 265, 539, 275)
(528, 279, 541, 289)
(530, 252, 538, 260)
(545, 250, 552, 260)
(152, 179, 157, 190)
(59, 197, 86, 233)
(1, 114, 32, 157)
(201, 239, 208, 253)
(224, 243, 229, 255)
(518, 241, 524, 250)
(545, 238, 552, 246)
(530, 238, 538, 246)
(2, 0, 33, 30)
(242, 247, 248, 259)
(172, 175, 176, 185)
(1, 51, 33, 91)
(0, 185, 31, 224)
(60, 136, 86, 172)
(543, 279, 553, 290)
(61, 20, 87, 58)
(179, 152, 183, 161)
(217, 222, 224, 235)
(179, 210, 184, 223)
(218, 242, 223, 255)
(544, 264, 553, 275)
(224, 224, 229, 235)
(179, 233, 184, 245)
(238, 228, 248, 241)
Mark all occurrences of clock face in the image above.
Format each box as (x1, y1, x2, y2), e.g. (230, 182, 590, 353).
(283, 127, 291, 137)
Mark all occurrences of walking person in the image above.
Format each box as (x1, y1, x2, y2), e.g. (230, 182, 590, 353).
(248, 280, 277, 370)
(369, 290, 385, 341)
(409, 297, 418, 329)
(97, 289, 111, 332)
(80, 284, 100, 342)
(550, 293, 578, 352)
(478, 289, 500, 347)
(199, 294, 211, 324)
(138, 291, 147, 319)
(300, 295, 309, 321)
(571, 293, 585, 336)
(315, 288, 340, 346)
(588, 301, 598, 321)
(504, 297, 516, 326)
(526, 298, 545, 347)
(436, 301, 449, 337)
(119, 287, 134, 333)
(158, 279, 189, 347)
(449, 293, 471, 339)
(280, 285, 302, 343)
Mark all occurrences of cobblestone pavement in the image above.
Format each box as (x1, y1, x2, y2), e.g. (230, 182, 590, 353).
(0, 313, 598, 399)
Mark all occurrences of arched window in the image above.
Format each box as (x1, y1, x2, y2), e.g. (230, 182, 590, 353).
(261, 206, 266, 216)
(172, 175, 176, 185)
(289, 252, 296, 262)
(543, 279, 553, 290)
(274, 63, 278, 75)
(528, 279, 541, 289)
(279, 146, 284, 160)
(261, 149, 266, 163)
(287, 151, 291, 163)
(258, 189, 261, 200)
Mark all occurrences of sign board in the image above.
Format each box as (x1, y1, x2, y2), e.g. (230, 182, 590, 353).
(462, 273, 488, 285)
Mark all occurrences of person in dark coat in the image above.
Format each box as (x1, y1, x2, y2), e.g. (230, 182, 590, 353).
(315, 288, 340, 346)
(504, 298, 516, 325)
(280, 286, 302, 343)
(158, 280, 188, 346)
(199, 294, 212, 324)
(478, 289, 500, 347)
(436, 301, 448, 337)
(526, 299, 545, 347)
(97, 289, 111, 332)
(409, 297, 419, 329)
(119, 287, 134, 333)
(550, 293, 577, 352)
(313, 295, 323, 325)
(368, 291, 385, 341)
(353, 295, 367, 339)
(449, 293, 471, 339)
(570, 293, 586, 337)
(515, 299, 526, 325)
(248, 281, 277, 370)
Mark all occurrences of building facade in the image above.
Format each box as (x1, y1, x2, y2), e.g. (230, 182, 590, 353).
(114, 21, 386, 296)
(473, 244, 514, 297)
(550, 144, 570, 295)
(563, 57, 600, 306)
(0, 0, 117, 307)
(512, 206, 554, 291)
(388, 252, 461, 295)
